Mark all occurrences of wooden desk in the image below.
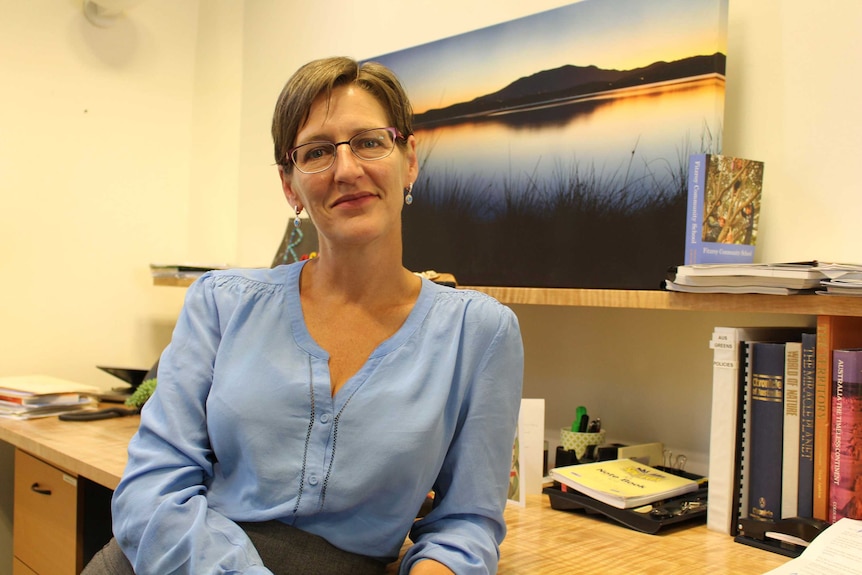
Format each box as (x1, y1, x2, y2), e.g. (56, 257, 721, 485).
(1, 415, 790, 574)
(0, 411, 138, 491)
(498, 498, 789, 574)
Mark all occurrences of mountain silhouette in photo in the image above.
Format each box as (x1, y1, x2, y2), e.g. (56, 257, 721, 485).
(414, 53, 726, 127)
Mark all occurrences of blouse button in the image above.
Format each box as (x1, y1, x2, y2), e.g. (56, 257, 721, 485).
(308, 475, 319, 486)
(320, 413, 331, 424)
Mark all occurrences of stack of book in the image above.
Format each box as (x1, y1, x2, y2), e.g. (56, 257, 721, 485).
(707, 318, 862, 554)
(150, 263, 228, 281)
(666, 262, 862, 295)
(817, 266, 862, 296)
(666, 262, 825, 295)
(0, 375, 100, 420)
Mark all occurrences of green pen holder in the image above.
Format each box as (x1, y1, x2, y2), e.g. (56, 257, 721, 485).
(560, 428, 606, 460)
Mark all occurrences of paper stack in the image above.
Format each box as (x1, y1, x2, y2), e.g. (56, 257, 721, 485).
(0, 375, 100, 420)
(665, 262, 826, 295)
(817, 264, 862, 296)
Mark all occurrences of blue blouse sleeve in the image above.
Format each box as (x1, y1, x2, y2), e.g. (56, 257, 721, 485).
(400, 300, 524, 575)
(111, 274, 272, 575)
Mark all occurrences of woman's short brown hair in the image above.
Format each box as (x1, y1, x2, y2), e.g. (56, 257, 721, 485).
(272, 57, 414, 171)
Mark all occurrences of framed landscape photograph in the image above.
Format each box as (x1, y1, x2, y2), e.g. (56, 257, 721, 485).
(369, 0, 729, 288)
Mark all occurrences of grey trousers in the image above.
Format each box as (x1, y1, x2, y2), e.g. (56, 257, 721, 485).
(81, 521, 388, 575)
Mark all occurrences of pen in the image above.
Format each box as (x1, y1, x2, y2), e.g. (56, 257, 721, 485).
(578, 413, 589, 432)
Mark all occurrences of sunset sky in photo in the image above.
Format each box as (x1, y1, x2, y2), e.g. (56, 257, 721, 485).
(370, 0, 727, 113)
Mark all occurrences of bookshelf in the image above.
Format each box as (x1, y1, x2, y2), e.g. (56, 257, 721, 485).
(153, 276, 862, 317)
(462, 287, 862, 316)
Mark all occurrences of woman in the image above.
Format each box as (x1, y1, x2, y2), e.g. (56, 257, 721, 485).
(100, 57, 523, 575)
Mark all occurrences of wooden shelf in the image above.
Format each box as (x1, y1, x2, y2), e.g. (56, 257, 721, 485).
(152, 276, 200, 288)
(466, 286, 862, 316)
(154, 276, 862, 317)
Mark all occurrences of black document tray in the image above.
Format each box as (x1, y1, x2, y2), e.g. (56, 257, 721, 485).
(543, 467, 708, 534)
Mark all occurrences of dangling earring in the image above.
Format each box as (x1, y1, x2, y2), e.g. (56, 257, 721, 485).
(404, 183, 414, 206)
(293, 205, 303, 228)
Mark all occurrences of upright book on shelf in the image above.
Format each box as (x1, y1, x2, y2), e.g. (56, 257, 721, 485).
(782, 340, 803, 519)
(829, 348, 862, 523)
(798, 332, 818, 518)
(707, 326, 804, 534)
(814, 316, 862, 521)
(684, 154, 764, 265)
(748, 341, 787, 523)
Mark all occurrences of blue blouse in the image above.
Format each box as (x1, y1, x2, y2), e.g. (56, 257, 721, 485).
(112, 261, 524, 574)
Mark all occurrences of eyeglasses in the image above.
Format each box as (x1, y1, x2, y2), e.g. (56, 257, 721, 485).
(287, 127, 403, 174)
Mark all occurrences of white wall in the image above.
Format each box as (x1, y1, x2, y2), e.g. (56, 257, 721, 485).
(0, 1, 204, 572)
(723, 2, 862, 262)
(188, 1, 244, 264)
(1, 1, 860, 573)
(0, 0, 201, 386)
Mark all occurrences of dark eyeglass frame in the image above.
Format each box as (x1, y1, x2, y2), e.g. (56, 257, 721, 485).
(287, 127, 404, 174)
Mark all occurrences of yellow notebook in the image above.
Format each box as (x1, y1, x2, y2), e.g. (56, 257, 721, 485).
(550, 458, 699, 509)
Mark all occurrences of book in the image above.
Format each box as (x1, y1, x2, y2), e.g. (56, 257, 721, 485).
(672, 261, 823, 281)
(674, 261, 858, 278)
(707, 326, 806, 534)
(669, 276, 821, 290)
(0, 397, 97, 420)
(782, 340, 802, 519)
(0, 391, 82, 406)
(738, 341, 756, 529)
(668, 264, 823, 289)
(814, 316, 862, 521)
(550, 458, 699, 509)
(0, 375, 100, 397)
(674, 261, 819, 277)
(830, 348, 862, 523)
(798, 332, 817, 518)
(817, 265, 862, 295)
(666, 262, 827, 294)
(818, 270, 862, 296)
(819, 283, 862, 297)
(665, 280, 811, 295)
(748, 341, 787, 523)
(684, 154, 764, 265)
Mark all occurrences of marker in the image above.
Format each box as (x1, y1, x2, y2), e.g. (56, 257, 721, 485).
(572, 405, 587, 431)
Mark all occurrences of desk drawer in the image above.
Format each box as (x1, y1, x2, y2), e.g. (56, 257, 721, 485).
(13, 449, 79, 575)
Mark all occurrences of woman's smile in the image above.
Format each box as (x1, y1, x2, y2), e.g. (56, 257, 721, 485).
(331, 191, 377, 209)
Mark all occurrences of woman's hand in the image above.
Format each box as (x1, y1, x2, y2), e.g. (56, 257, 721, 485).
(409, 559, 456, 575)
